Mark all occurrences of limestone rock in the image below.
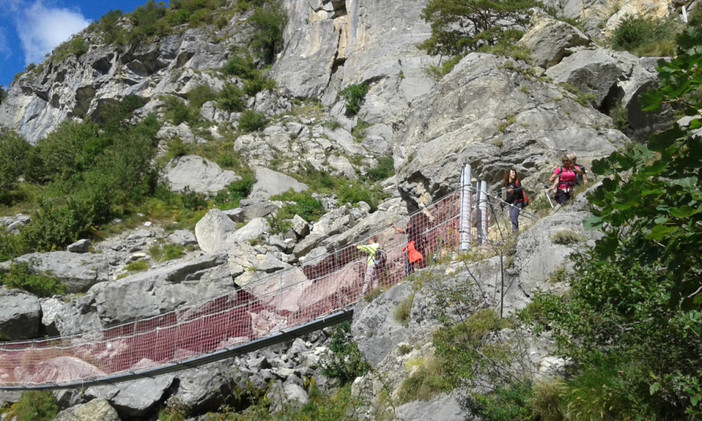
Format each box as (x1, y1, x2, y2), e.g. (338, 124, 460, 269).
(248, 167, 309, 201)
(164, 155, 240, 194)
(54, 398, 120, 421)
(195, 209, 238, 253)
(518, 10, 591, 69)
(0, 251, 110, 293)
(86, 375, 175, 419)
(0, 287, 42, 340)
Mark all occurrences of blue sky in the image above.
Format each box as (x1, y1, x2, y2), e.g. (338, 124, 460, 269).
(0, 0, 152, 88)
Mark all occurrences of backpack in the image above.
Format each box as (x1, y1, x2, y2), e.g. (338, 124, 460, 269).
(515, 179, 529, 207)
(374, 249, 387, 269)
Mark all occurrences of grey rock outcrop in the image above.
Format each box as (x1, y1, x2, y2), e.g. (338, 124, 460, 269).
(272, 0, 437, 115)
(0, 22, 247, 144)
(0, 251, 110, 293)
(0, 213, 30, 234)
(396, 393, 474, 421)
(351, 282, 413, 367)
(546, 48, 672, 139)
(395, 52, 629, 204)
(195, 209, 239, 253)
(87, 251, 232, 325)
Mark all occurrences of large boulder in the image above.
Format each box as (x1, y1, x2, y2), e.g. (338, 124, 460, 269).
(164, 155, 240, 194)
(518, 10, 591, 69)
(248, 167, 309, 201)
(195, 209, 238, 253)
(86, 375, 175, 419)
(54, 398, 120, 421)
(0, 287, 42, 340)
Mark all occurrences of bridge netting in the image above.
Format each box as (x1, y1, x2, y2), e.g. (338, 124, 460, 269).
(0, 190, 466, 389)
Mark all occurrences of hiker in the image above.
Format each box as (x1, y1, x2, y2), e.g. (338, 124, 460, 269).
(503, 168, 524, 233)
(569, 152, 588, 186)
(396, 211, 432, 271)
(357, 236, 381, 294)
(395, 224, 424, 273)
(548, 154, 583, 205)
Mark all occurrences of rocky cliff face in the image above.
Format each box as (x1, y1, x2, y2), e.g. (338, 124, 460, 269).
(0, 0, 678, 419)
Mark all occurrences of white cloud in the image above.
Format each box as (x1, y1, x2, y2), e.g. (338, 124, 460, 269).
(0, 31, 9, 58)
(16, 1, 91, 65)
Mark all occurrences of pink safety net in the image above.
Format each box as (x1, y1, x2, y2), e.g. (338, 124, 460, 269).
(0, 190, 465, 388)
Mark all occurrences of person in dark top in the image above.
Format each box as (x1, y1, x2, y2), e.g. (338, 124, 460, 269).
(503, 168, 524, 233)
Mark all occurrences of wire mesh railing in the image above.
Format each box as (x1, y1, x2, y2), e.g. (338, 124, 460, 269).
(0, 188, 465, 389)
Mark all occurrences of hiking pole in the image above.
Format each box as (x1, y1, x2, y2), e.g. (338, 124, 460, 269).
(545, 190, 555, 208)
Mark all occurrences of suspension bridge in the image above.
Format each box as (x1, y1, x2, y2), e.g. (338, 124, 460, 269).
(0, 168, 516, 390)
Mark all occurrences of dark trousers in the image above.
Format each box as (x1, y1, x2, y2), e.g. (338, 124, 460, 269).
(509, 202, 522, 232)
(555, 189, 571, 205)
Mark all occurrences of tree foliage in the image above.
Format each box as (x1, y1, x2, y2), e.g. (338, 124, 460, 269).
(587, 25, 702, 307)
(534, 25, 702, 419)
(0, 130, 30, 198)
(419, 0, 537, 56)
(249, 2, 287, 64)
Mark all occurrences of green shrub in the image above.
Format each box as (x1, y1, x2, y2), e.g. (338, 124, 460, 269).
(228, 172, 256, 201)
(222, 50, 257, 78)
(238, 110, 267, 132)
(610, 16, 670, 53)
(93, 10, 127, 45)
(469, 382, 534, 421)
(125, 260, 150, 272)
(24, 120, 102, 184)
(243, 72, 276, 96)
(0, 262, 66, 297)
(419, 0, 536, 56)
(610, 100, 630, 132)
(272, 190, 325, 222)
(397, 357, 451, 403)
(20, 198, 95, 252)
(320, 321, 370, 384)
(180, 188, 209, 211)
(433, 309, 513, 387)
(218, 84, 246, 112)
(366, 155, 395, 182)
(149, 243, 185, 262)
(187, 84, 217, 109)
(394, 293, 414, 327)
(128, 0, 169, 43)
(164, 96, 197, 126)
(248, 2, 287, 64)
(10, 391, 59, 421)
(339, 84, 369, 116)
(337, 182, 384, 212)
